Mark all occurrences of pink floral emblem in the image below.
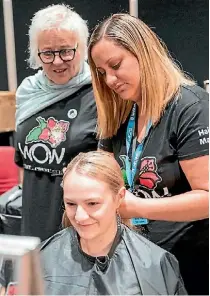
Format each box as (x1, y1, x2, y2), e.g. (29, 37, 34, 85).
(26, 116, 70, 148)
(139, 157, 162, 190)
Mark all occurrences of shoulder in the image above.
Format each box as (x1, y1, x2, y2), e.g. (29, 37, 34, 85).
(79, 84, 94, 96)
(181, 84, 208, 101)
(40, 227, 75, 253)
(16, 77, 32, 97)
(122, 226, 179, 269)
(162, 84, 209, 133)
(16, 71, 43, 105)
(175, 84, 209, 111)
(79, 84, 96, 106)
(121, 226, 184, 294)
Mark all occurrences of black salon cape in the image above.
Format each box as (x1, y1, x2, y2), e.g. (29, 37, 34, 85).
(40, 225, 187, 295)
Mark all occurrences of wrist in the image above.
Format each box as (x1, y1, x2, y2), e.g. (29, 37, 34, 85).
(120, 190, 143, 218)
(131, 196, 143, 217)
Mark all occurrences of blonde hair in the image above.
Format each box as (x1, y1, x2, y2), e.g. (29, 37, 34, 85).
(88, 13, 195, 138)
(62, 150, 131, 228)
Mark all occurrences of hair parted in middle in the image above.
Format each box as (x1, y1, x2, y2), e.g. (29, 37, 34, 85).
(63, 150, 124, 195)
(88, 13, 195, 139)
(28, 4, 89, 69)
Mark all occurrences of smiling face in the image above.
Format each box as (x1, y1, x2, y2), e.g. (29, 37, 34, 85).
(91, 38, 141, 102)
(38, 29, 81, 84)
(63, 171, 122, 241)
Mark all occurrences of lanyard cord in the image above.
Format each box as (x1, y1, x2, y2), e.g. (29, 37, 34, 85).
(125, 104, 151, 189)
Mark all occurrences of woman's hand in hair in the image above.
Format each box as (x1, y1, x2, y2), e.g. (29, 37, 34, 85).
(120, 156, 209, 222)
(119, 190, 144, 219)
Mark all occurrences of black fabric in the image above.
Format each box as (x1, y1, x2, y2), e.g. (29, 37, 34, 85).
(0, 185, 22, 216)
(0, 260, 14, 289)
(14, 85, 98, 241)
(0, 185, 22, 235)
(39, 225, 186, 295)
(98, 85, 209, 295)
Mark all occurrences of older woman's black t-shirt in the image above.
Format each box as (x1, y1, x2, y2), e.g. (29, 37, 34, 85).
(15, 84, 98, 241)
(99, 85, 209, 294)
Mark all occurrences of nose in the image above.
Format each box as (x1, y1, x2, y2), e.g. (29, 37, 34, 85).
(53, 53, 63, 65)
(105, 73, 117, 89)
(75, 205, 89, 223)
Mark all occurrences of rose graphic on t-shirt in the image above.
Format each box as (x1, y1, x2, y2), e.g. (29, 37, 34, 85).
(138, 157, 161, 190)
(25, 116, 70, 148)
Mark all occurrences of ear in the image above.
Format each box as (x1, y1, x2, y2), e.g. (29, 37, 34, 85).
(116, 186, 126, 209)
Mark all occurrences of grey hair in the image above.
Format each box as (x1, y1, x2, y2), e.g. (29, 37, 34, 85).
(27, 4, 89, 69)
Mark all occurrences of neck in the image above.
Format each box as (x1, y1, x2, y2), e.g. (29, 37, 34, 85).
(80, 220, 118, 257)
(135, 105, 148, 142)
(135, 99, 142, 110)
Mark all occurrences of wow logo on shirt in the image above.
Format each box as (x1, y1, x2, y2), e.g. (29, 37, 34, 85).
(25, 116, 70, 148)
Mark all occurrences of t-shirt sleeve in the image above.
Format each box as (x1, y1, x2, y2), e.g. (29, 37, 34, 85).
(98, 138, 113, 152)
(175, 91, 209, 160)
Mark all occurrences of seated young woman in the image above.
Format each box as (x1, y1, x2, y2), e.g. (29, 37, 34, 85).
(39, 150, 187, 295)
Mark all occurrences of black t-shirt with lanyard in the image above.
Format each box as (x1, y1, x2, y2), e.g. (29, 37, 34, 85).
(99, 85, 209, 295)
(15, 84, 98, 241)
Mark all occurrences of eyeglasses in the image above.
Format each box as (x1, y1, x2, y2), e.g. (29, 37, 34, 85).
(38, 44, 78, 64)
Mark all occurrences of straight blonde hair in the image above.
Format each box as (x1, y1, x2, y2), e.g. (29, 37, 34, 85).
(62, 150, 131, 228)
(88, 13, 195, 138)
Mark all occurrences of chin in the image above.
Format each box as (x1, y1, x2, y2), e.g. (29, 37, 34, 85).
(120, 95, 136, 102)
(120, 92, 140, 102)
(77, 230, 98, 241)
(52, 78, 70, 85)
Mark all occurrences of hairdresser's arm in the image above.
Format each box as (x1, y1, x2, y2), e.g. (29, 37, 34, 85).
(120, 155, 209, 221)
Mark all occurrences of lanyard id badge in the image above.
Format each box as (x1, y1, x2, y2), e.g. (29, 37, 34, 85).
(125, 104, 151, 226)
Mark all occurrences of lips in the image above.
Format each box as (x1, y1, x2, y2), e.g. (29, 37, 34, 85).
(53, 69, 67, 73)
(114, 83, 126, 92)
(79, 224, 93, 227)
(77, 223, 96, 228)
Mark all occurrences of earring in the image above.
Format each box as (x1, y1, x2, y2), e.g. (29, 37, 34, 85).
(116, 209, 121, 226)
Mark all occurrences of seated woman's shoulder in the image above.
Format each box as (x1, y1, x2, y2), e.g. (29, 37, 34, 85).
(123, 225, 178, 267)
(40, 227, 74, 253)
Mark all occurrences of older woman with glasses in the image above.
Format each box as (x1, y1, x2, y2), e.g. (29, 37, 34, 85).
(14, 4, 98, 241)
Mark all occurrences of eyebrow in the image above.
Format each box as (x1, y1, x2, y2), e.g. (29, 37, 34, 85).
(105, 57, 113, 64)
(106, 57, 121, 64)
(64, 197, 102, 202)
(59, 44, 76, 49)
(40, 44, 77, 51)
(95, 57, 120, 69)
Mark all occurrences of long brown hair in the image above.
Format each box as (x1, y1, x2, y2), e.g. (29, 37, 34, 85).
(88, 13, 195, 138)
(62, 150, 131, 228)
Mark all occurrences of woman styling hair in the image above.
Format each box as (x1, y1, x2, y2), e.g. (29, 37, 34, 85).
(88, 13, 209, 295)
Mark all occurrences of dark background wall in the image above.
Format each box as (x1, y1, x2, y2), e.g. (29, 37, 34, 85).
(138, 0, 209, 86)
(0, 0, 209, 90)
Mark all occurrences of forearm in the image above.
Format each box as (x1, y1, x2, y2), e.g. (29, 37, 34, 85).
(19, 167, 24, 184)
(120, 190, 209, 222)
